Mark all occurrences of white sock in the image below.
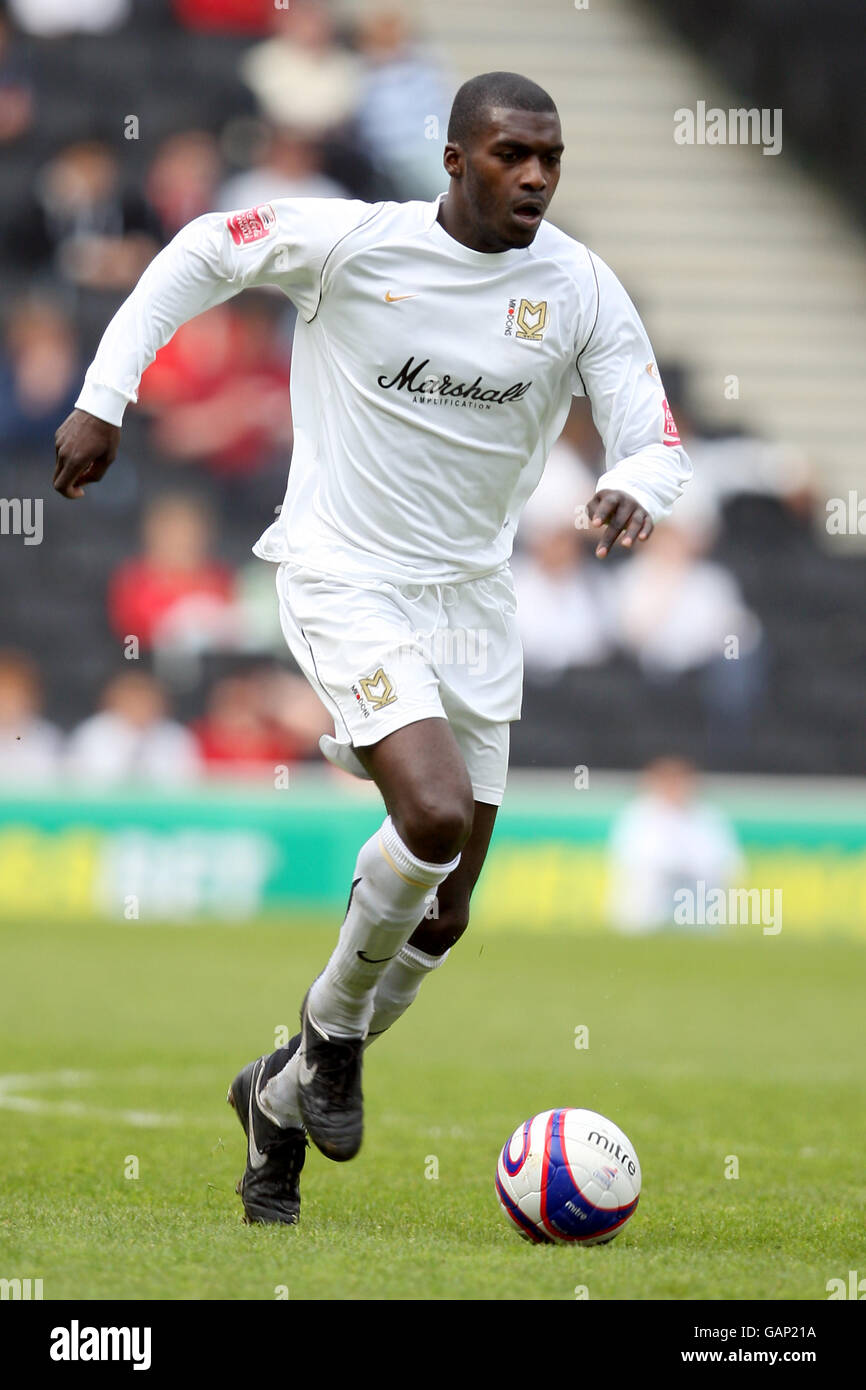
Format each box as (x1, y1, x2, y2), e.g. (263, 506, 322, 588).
(259, 1066, 302, 1129)
(307, 815, 460, 1038)
(366, 942, 450, 1043)
(262, 939, 453, 1123)
(259, 942, 451, 1127)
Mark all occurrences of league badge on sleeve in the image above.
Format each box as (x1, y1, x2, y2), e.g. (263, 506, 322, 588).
(661, 396, 681, 446)
(226, 203, 277, 248)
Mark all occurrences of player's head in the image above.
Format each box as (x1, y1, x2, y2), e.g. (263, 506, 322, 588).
(444, 72, 562, 251)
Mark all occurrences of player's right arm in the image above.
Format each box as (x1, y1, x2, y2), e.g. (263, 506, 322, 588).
(54, 198, 376, 499)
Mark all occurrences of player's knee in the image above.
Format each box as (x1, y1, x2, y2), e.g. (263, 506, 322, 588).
(411, 901, 471, 955)
(398, 791, 474, 864)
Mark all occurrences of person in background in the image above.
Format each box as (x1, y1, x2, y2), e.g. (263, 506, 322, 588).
(215, 125, 346, 213)
(353, 6, 452, 201)
(0, 294, 81, 452)
(607, 756, 744, 934)
(611, 519, 761, 679)
(0, 6, 33, 145)
(137, 293, 293, 491)
(239, 0, 360, 136)
(192, 668, 327, 779)
(146, 131, 223, 240)
(107, 493, 235, 653)
(11, 140, 162, 290)
(66, 669, 201, 785)
(659, 364, 814, 527)
(511, 443, 614, 677)
(6, 0, 129, 38)
(173, 0, 270, 36)
(0, 651, 63, 785)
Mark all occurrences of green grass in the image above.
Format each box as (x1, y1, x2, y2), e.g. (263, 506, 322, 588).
(0, 916, 864, 1300)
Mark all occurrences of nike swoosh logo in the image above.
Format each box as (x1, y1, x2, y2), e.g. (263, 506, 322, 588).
(384, 291, 417, 302)
(344, 876, 362, 917)
(357, 949, 396, 964)
(248, 1064, 268, 1171)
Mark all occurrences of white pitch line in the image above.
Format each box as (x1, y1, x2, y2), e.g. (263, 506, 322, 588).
(0, 1070, 184, 1128)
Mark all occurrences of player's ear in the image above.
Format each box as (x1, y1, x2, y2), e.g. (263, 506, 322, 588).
(443, 142, 464, 178)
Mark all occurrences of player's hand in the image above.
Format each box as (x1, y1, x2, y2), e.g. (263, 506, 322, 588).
(54, 408, 121, 500)
(587, 489, 653, 558)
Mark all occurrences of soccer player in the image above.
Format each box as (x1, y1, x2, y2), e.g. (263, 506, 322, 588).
(54, 72, 691, 1225)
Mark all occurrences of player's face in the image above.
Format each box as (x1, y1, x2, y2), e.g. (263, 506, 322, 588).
(450, 108, 564, 251)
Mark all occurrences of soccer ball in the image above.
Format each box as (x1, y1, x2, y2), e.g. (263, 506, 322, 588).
(495, 1108, 641, 1245)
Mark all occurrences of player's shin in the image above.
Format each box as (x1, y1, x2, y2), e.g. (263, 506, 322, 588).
(307, 814, 460, 1039)
(365, 942, 451, 1045)
(259, 943, 450, 1126)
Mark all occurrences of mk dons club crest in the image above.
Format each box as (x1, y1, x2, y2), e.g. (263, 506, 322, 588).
(515, 298, 549, 342)
(356, 667, 397, 713)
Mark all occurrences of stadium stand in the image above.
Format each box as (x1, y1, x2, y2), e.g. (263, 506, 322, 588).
(1, 0, 864, 777)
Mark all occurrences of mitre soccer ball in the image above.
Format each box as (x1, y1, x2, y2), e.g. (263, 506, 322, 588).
(495, 1108, 641, 1245)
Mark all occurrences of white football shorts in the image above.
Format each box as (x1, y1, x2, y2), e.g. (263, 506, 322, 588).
(274, 560, 524, 805)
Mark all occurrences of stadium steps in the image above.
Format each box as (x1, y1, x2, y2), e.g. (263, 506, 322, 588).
(385, 0, 866, 534)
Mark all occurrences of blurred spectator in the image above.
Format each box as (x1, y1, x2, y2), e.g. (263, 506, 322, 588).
(660, 365, 814, 528)
(511, 444, 613, 676)
(0, 651, 62, 785)
(7, 0, 129, 36)
(11, 140, 163, 289)
(108, 494, 236, 652)
(353, 7, 451, 200)
(611, 521, 761, 678)
(239, 0, 360, 135)
(0, 294, 81, 451)
(66, 670, 201, 785)
(0, 7, 33, 145)
(138, 294, 292, 478)
(174, 0, 270, 35)
(146, 131, 222, 239)
(607, 757, 744, 933)
(233, 559, 288, 654)
(216, 126, 346, 211)
(192, 668, 326, 777)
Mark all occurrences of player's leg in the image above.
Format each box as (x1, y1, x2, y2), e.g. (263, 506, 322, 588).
(296, 716, 474, 1160)
(230, 564, 508, 1212)
(226, 1051, 307, 1226)
(365, 799, 498, 1040)
(256, 797, 495, 1132)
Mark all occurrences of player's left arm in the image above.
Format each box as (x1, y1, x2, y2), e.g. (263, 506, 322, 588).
(575, 251, 693, 558)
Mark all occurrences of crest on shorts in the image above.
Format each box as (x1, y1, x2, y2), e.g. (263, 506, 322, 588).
(515, 298, 549, 341)
(358, 668, 397, 711)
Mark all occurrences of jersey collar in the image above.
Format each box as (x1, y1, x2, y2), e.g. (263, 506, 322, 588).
(426, 192, 529, 267)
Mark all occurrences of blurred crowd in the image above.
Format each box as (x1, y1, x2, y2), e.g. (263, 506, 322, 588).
(0, 0, 824, 786)
(511, 378, 811, 743)
(0, 645, 331, 785)
(0, 0, 456, 782)
(0, 0, 452, 472)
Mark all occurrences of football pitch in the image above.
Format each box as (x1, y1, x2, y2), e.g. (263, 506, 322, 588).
(1, 916, 863, 1302)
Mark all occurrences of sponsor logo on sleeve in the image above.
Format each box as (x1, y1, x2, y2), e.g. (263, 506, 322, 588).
(226, 203, 276, 248)
(662, 396, 681, 446)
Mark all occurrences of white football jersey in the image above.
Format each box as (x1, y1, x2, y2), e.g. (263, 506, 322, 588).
(76, 193, 691, 585)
